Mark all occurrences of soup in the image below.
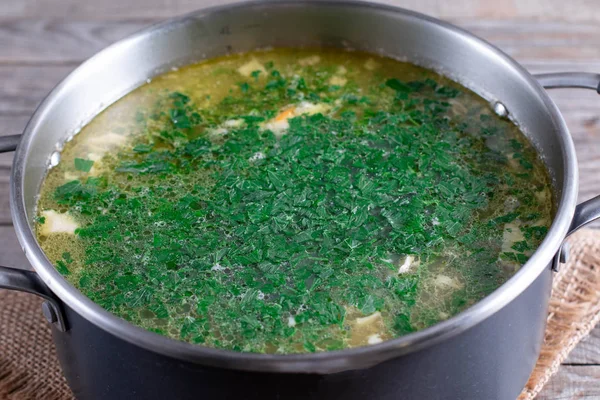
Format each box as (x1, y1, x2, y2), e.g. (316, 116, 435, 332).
(35, 49, 553, 354)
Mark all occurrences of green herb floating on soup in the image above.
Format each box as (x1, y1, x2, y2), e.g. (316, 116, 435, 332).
(35, 49, 553, 353)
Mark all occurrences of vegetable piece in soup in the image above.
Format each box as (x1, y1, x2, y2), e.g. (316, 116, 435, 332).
(35, 49, 553, 353)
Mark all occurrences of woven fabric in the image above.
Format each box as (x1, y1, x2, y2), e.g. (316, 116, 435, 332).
(1, 229, 600, 399)
(519, 228, 600, 399)
(0, 291, 73, 400)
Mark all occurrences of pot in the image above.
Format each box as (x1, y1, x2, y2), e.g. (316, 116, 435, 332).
(1, 2, 599, 399)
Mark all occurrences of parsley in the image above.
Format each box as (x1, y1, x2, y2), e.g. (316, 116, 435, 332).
(239, 82, 250, 93)
(250, 70, 262, 80)
(383, 77, 403, 90)
(74, 158, 94, 172)
(56, 261, 70, 275)
(133, 144, 153, 153)
(56, 252, 73, 275)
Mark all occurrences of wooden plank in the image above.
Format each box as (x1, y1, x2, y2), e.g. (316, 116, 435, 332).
(459, 19, 600, 63)
(0, 65, 72, 115)
(564, 325, 600, 365)
(0, 225, 29, 269)
(536, 365, 600, 399)
(0, 115, 29, 136)
(1, 0, 222, 20)
(0, 19, 599, 65)
(546, 90, 600, 205)
(0, 115, 29, 168)
(2, 0, 600, 22)
(0, 20, 145, 64)
(0, 174, 10, 225)
(522, 62, 600, 76)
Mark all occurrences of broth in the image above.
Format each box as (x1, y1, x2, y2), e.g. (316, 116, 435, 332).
(35, 49, 553, 353)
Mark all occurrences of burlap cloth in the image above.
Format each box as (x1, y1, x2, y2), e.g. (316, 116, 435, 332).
(1, 229, 600, 399)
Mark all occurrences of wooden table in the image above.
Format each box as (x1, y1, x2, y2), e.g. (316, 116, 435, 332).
(1, 1, 599, 398)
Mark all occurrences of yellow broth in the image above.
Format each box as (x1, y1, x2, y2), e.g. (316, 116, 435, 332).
(35, 49, 553, 353)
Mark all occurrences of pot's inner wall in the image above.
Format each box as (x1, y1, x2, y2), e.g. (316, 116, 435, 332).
(21, 2, 567, 225)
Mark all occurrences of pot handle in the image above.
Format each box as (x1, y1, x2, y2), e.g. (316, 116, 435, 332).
(535, 72, 600, 271)
(535, 72, 600, 234)
(0, 134, 67, 331)
(0, 266, 67, 331)
(535, 72, 600, 93)
(0, 134, 21, 153)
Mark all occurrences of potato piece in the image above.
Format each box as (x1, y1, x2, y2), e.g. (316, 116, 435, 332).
(237, 59, 266, 77)
(262, 119, 290, 138)
(367, 334, 383, 344)
(87, 132, 128, 150)
(329, 76, 347, 86)
(39, 210, 79, 236)
(298, 55, 321, 66)
(294, 101, 330, 116)
(355, 311, 382, 326)
(398, 255, 417, 274)
(364, 58, 379, 70)
(501, 222, 526, 254)
(433, 274, 462, 290)
(223, 119, 245, 128)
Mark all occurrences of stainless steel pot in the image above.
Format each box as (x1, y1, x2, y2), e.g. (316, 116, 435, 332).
(1, 2, 599, 399)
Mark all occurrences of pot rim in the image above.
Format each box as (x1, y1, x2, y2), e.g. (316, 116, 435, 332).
(10, 0, 577, 374)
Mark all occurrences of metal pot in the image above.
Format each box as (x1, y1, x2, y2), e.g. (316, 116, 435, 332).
(1, 2, 599, 399)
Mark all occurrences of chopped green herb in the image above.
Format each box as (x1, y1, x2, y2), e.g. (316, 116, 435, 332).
(74, 158, 94, 172)
(133, 144, 153, 153)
